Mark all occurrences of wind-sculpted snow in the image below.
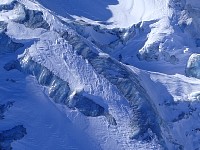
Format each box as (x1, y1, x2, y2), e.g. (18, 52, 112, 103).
(0, 125, 26, 150)
(37, 0, 170, 28)
(66, 20, 135, 52)
(61, 30, 165, 144)
(186, 53, 200, 79)
(6, 52, 116, 125)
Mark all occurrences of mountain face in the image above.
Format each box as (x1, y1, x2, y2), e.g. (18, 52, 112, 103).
(0, 0, 200, 149)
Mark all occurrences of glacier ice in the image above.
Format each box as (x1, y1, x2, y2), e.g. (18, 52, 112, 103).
(186, 53, 200, 79)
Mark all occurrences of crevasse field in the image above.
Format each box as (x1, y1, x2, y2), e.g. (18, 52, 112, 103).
(1, 0, 200, 149)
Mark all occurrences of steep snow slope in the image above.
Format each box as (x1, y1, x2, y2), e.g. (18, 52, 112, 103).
(36, 0, 171, 28)
(0, 54, 99, 150)
(0, 0, 163, 149)
(1, 0, 200, 150)
(137, 69, 200, 150)
(108, 0, 170, 28)
(38, 0, 200, 73)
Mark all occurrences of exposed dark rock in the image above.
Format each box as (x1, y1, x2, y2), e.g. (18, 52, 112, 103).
(0, 101, 14, 120)
(0, 125, 27, 150)
(4, 60, 21, 71)
(0, 33, 24, 54)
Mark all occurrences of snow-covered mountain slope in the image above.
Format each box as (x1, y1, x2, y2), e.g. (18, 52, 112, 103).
(33, 0, 200, 74)
(0, 54, 99, 150)
(1, 0, 200, 149)
(37, 0, 171, 28)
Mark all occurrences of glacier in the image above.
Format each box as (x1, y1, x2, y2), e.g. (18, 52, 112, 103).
(1, 0, 200, 149)
(186, 53, 200, 79)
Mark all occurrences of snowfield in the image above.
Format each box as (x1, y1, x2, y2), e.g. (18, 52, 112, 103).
(1, 0, 200, 150)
